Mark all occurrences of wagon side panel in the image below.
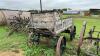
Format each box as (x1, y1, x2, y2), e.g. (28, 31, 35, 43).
(54, 18, 72, 34)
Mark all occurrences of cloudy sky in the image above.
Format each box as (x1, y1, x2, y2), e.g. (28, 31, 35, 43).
(0, 0, 100, 10)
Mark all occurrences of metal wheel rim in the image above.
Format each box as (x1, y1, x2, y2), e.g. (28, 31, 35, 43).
(56, 36, 66, 56)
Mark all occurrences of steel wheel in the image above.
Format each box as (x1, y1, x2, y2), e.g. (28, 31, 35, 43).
(56, 36, 66, 56)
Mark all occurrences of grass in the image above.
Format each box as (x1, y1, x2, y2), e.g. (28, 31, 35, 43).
(0, 26, 27, 50)
(74, 17, 100, 38)
(0, 26, 55, 56)
(0, 16, 100, 56)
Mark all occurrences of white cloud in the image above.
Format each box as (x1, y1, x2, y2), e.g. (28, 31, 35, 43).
(0, 0, 100, 10)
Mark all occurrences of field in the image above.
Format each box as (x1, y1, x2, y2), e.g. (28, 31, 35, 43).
(0, 16, 100, 56)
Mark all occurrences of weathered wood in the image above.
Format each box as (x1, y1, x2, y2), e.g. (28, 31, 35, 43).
(77, 21, 87, 56)
(30, 12, 72, 35)
(54, 18, 72, 34)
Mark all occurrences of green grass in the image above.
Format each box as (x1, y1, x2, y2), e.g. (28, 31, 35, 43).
(0, 16, 100, 56)
(74, 17, 100, 38)
(0, 26, 55, 56)
(0, 26, 27, 50)
(62, 14, 80, 18)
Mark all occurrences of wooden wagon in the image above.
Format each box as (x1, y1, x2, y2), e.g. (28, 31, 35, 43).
(28, 11, 76, 56)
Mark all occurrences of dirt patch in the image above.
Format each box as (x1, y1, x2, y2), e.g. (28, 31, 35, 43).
(0, 49, 23, 56)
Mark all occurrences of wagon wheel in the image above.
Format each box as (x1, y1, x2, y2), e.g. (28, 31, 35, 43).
(77, 21, 87, 56)
(27, 32, 33, 47)
(56, 36, 66, 56)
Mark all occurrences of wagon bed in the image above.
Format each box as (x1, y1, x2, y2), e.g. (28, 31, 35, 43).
(29, 12, 73, 34)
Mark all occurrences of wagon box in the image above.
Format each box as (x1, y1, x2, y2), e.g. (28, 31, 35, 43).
(29, 12, 73, 34)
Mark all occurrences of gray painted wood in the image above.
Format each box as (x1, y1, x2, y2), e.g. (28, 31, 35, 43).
(30, 12, 72, 34)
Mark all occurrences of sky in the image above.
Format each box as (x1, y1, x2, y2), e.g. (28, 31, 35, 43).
(0, 0, 100, 10)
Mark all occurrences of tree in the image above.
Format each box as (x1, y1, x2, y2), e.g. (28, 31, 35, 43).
(62, 8, 67, 11)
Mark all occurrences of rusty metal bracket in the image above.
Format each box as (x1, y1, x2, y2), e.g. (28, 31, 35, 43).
(77, 24, 100, 56)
